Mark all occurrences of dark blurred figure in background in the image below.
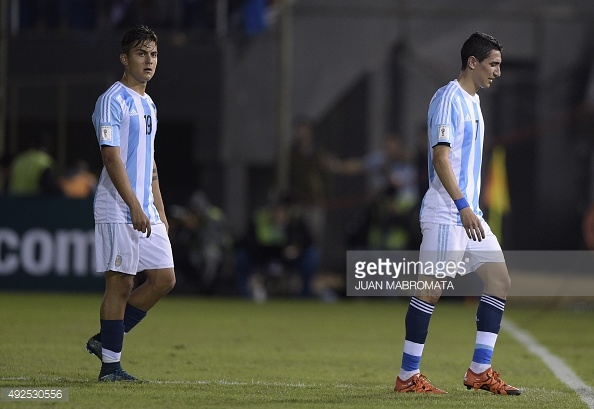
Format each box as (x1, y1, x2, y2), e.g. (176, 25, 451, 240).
(8, 133, 61, 196)
(15, 0, 275, 35)
(411, 124, 429, 248)
(414, 124, 429, 203)
(330, 133, 419, 250)
(169, 190, 233, 294)
(289, 117, 333, 248)
(236, 191, 319, 301)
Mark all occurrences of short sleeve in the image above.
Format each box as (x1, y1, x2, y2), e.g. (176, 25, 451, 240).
(429, 97, 459, 148)
(92, 95, 123, 148)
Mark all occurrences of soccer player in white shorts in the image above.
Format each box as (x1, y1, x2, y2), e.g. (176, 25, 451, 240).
(87, 25, 176, 382)
(419, 221, 505, 275)
(394, 32, 520, 395)
(95, 223, 173, 274)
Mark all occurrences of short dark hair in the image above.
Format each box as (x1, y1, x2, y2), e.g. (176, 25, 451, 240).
(460, 32, 503, 70)
(121, 25, 158, 55)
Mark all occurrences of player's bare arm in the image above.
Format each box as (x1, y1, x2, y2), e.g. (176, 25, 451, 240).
(432, 144, 484, 241)
(151, 160, 168, 232)
(101, 146, 151, 237)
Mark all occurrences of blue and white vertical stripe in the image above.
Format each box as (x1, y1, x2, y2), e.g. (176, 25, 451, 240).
(420, 79, 484, 226)
(92, 81, 160, 224)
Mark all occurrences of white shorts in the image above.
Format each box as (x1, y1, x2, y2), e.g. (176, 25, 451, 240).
(419, 220, 504, 277)
(95, 222, 174, 275)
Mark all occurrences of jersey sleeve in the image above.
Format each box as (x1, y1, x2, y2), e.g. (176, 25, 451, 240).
(428, 93, 460, 148)
(92, 94, 123, 148)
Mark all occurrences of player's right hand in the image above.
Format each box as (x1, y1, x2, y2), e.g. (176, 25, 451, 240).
(131, 207, 152, 238)
(459, 207, 484, 242)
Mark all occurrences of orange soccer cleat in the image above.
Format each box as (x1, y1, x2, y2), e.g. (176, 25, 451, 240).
(464, 367, 521, 395)
(394, 373, 447, 394)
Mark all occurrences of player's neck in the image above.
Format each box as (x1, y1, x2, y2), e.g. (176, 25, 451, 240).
(120, 74, 147, 95)
(456, 72, 478, 96)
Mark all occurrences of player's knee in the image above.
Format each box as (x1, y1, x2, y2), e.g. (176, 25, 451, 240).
(428, 289, 442, 304)
(165, 273, 176, 292)
(156, 271, 176, 294)
(105, 272, 135, 299)
(416, 286, 442, 304)
(490, 270, 511, 298)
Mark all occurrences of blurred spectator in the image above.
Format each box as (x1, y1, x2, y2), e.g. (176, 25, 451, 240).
(288, 117, 334, 246)
(411, 124, 429, 248)
(242, 0, 266, 36)
(109, 0, 180, 29)
(169, 190, 233, 294)
(8, 134, 60, 196)
(59, 159, 98, 198)
(12, 0, 283, 35)
(414, 124, 429, 202)
(236, 191, 319, 301)
(330, 133, 418, 201)
(331, 134, 419, 250)
(360, 184, 418, 250)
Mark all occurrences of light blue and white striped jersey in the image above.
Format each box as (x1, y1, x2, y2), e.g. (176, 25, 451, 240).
(92, 81, 160, 224)
(420, 80, 484, 226)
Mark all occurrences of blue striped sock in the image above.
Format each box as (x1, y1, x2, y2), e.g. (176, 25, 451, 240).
(399, 297, 434, 378)
(470, 294, 505, 373)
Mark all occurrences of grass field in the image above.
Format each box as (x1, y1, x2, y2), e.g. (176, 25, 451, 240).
(0, 293, 593, 408)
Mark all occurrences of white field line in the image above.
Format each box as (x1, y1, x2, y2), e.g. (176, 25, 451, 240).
(502, 318, 594, 408)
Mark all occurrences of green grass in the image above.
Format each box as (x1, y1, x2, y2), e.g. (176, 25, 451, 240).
(505, 297, 594, 388)
(0, 293, 591, 408)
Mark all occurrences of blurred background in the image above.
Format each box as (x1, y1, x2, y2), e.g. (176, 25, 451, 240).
(1, 0, 594, 298)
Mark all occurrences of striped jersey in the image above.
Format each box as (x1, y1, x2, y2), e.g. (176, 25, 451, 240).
(92, 81, 160, 224)
(420, 80, 484, 226)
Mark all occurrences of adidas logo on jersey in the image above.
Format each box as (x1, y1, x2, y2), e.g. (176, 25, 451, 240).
(464, 114, 472, 122)
(129, 108, 139, 116)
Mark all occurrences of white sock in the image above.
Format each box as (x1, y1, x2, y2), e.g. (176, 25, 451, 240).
(398, 369, 420, 381)
(101, 348, 121, 363)
(469, 362, 491, 374)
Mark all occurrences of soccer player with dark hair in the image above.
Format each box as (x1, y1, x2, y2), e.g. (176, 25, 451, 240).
(394, 32, 520, 395)
(87, 25, 176, 382)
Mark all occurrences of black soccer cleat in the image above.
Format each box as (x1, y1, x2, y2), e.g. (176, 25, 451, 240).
(98, 368, 138, 382)
(85, 333, 102, 360)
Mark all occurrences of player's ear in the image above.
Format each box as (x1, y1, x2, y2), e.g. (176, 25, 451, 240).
(467, 56, 477, 70)
(120, 53, 128, 66)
